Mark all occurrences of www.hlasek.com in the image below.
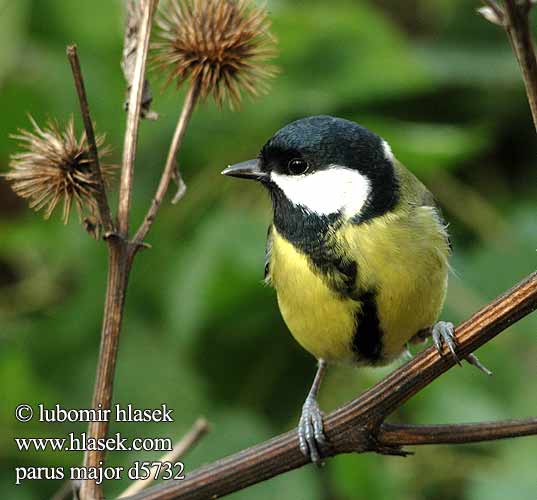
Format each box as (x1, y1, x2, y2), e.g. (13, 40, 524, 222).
(14, 403, 186, 486)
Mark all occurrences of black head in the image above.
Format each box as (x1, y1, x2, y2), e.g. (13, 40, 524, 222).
(261, 115, 386, 178)
(223, 115, 399, 224)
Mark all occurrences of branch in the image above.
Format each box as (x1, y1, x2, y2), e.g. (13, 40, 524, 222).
(122, 0, 158, 120)
(480, 0, 537, 132)
(479, 1, 505, 25)
(504, 1, 537, 131)
(117, 0, 159, 237)
(378, 418, 537, 445)
(133, 80, 200, 244)
(66, 44, 114, 236)
(122, 271, 537, 500)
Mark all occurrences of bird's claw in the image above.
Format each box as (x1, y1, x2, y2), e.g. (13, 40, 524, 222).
(432, 321, 461, 365)
(298, 396, 326, 465)
(431, 321, 492, 375)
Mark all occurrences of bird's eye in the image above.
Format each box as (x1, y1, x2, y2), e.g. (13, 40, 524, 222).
(287, 158, 309, 175)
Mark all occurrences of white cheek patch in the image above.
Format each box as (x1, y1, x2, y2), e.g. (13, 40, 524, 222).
(271, 166, 371, 218)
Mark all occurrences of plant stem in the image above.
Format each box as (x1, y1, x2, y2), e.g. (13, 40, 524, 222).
(503, 0, 537, 132)
(66, 44, 114, 235)
(80, 240, 133, 500)
(118, 0, 159, 237)
(378, 418, 537, 445)
(122, 0, 158, 120)
(134, 80, 200, 244)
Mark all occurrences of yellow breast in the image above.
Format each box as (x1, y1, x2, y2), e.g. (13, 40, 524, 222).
(269, 231, 358, 363)
(268, 206, 449, 365)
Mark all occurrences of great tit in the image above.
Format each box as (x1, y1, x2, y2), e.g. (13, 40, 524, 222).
(222, 115, 490, 464)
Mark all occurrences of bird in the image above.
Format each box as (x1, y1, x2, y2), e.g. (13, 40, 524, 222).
(222, 115, 490, 464)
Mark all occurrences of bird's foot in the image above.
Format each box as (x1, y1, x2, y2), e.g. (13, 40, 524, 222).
(432, 321, 492, 376)
(298, 395, 326, 465)
(432, 321, 460, 363)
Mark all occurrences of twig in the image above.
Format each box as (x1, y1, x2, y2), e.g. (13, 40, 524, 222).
(122, 0, 158, 120)
(118, 0, 159, 237)
(134, 80, 200, 244)
(504, 0, 537, 131)
(480, 0, 505, 24)
(120, 418, 210, 498)
(122, 271, 537, 500)
(378, 418, 537, 445)
(171, 167, 187, 205)
(66, 44, 114, 235)
(482, 0, 537, 132)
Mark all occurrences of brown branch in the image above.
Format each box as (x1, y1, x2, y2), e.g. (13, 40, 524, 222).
(122, 271, 537, 500)
(479, 0, 505, 25)
(80, 242, 133, 500)
(122, 0, 158, 120)
(378, 418, 537, 445)
(133, 80, 200, 244)
(504, 1, 537, 131)
(117, 0, 159, 237)
(482, 0, 537, 132)
(120, 418, 210, 498)
(66, 44, 114, 236)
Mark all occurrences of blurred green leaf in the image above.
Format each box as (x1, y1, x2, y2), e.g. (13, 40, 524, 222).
(366, 119, 490, 173)
(0, 1, 29, 82)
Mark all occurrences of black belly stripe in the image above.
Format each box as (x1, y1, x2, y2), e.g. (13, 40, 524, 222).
(351, 291, 383, 363)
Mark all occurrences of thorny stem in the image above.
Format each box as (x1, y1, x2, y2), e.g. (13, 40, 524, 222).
(122, 0, 158, 120)
(122, 271, 537, 500)
(80, 241, 133, 500)
(134, 80, 200, 244)
(66, 44, 114, 235)
(495, 0, 537, 132)
(118, 0, 159, 237)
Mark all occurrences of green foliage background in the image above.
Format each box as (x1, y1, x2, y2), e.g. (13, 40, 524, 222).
(1, 0, 536, 498)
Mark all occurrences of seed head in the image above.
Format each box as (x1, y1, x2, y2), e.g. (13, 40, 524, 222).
(153, 0, 277, 108)
(5, 116, 114, 224)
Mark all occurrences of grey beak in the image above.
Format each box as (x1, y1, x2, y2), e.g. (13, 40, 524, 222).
(221, 159, 268, 181)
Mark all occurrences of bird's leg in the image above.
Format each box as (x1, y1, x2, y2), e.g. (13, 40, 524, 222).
(429, 321, 493, 376)
(298, 359, 327, 465)
(403, 343, 414, 360)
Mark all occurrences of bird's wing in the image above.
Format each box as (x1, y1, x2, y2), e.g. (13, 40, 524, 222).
(395, 159, 452, 252)
(264, 224, 273, 283)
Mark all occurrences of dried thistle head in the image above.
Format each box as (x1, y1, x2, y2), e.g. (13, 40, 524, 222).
(4, 116, 114, 225)
(153, 0, 278, 108)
